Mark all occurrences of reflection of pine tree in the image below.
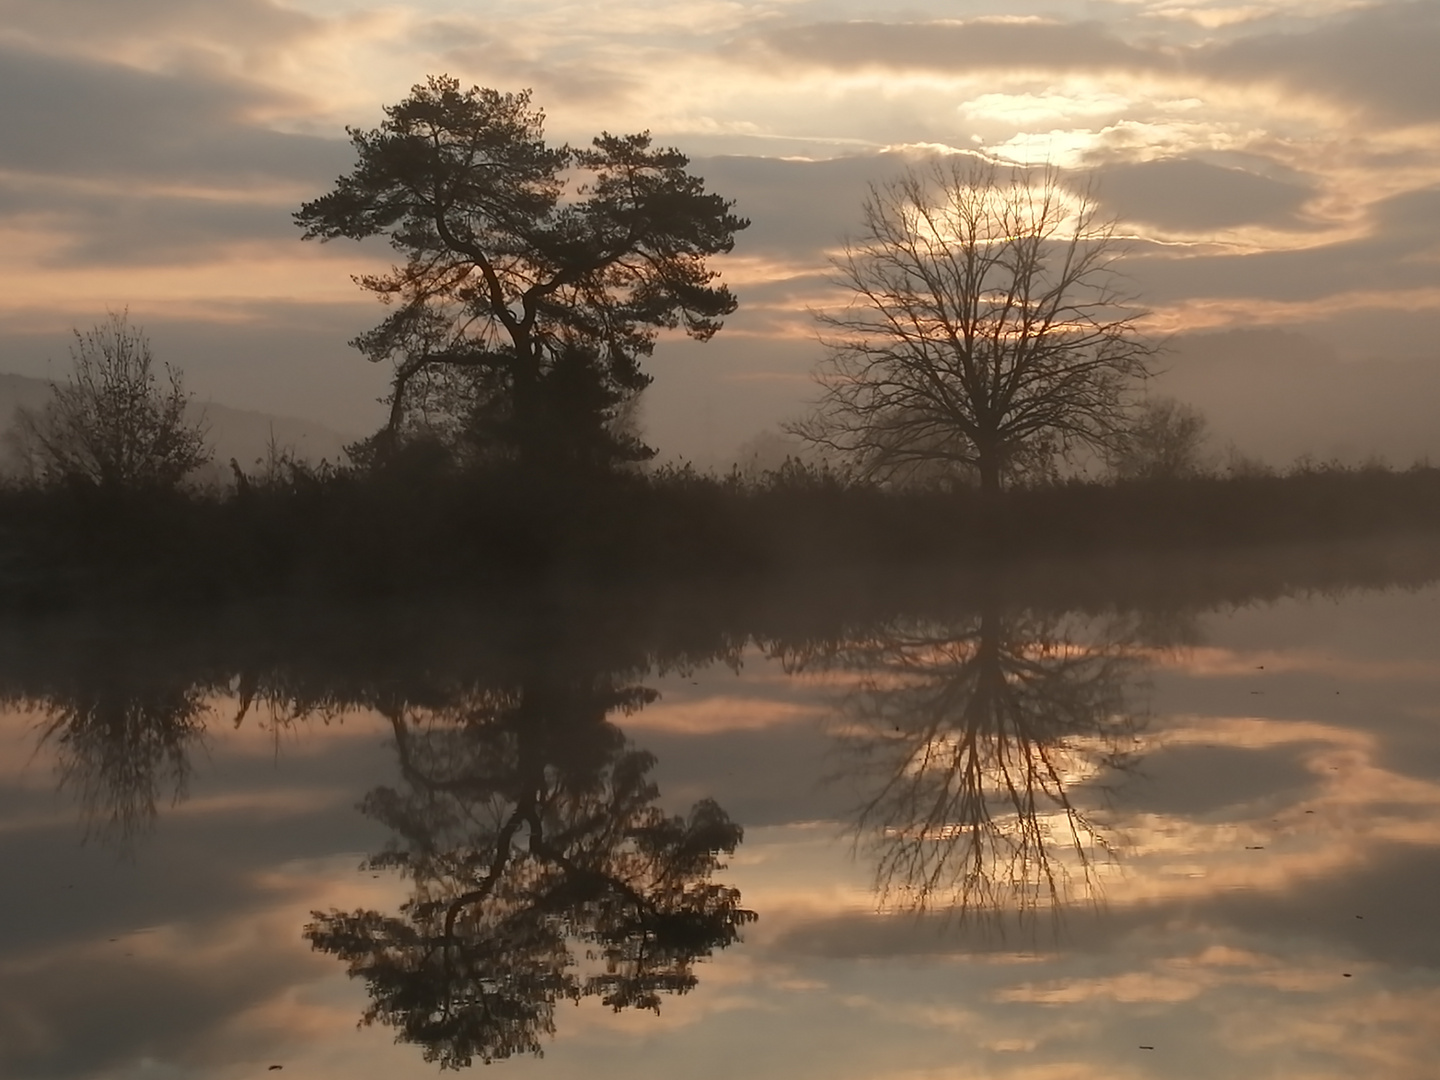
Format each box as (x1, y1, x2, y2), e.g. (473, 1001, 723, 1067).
(784, 606, 1145, 923)
(307, 670, 753, 1068)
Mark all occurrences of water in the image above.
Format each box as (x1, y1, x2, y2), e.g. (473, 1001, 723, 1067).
(4, 552, 1439, 1079)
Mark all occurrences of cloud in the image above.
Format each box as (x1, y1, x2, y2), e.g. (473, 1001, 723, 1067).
(413, 18, 640, 107)
(0, 934, 319, 1078)
(1366, 181, 1440, 241)
(732, 18, 1167, 78)
(0, 180, 303, 268)
(765, 838, 1440, 973)
(1094, 156, 1315, 231)
(734, 5, 1440, 127)
(625, 695, 826, 734)
(1197, 1, 1440, 125)
(1142, 4, 1279, 30)
(0, 0, 327, 100)
(1122, 743, 1320, 817)
(1129, 182, 1440, 305)
(0, 40, 346, 187)
(0, 0, 318, 55)
(692, 153, 910, 259)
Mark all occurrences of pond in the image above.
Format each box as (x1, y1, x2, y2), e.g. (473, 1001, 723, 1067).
(3, 547, 1439, 1079)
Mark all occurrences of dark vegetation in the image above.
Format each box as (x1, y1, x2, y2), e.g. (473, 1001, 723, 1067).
(6, 456, 1440, 609)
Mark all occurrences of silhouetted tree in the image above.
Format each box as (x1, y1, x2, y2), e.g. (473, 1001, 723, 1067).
(794, 159, 1153, 494)
(7, 312, 210, 490)
(296, 77, 748, 471)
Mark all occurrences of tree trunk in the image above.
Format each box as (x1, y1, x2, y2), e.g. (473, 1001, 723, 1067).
(976, 446, 1002, 500)
(508, 349, 545, 470)
(974, 443, 1004, 556)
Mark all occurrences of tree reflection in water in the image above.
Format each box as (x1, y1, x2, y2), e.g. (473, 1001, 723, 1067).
(0, 631, 223, 843)
(782, 604, 1147, 924)
(304, 659, 755, 1068)
(38, 682, 210, 842)
(1, 609, 755, 1067)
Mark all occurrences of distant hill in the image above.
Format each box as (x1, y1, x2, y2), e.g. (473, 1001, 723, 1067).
(0, 372, 358, 478)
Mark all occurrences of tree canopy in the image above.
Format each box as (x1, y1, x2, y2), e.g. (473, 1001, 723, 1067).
(296, 77, 748, 470)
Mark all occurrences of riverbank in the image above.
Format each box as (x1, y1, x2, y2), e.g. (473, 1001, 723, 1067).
(3, 461, 1440, 609)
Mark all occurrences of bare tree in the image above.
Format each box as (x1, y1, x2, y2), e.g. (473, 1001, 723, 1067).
(8, 312, 211, 490)
(794, 158, 1154, 494)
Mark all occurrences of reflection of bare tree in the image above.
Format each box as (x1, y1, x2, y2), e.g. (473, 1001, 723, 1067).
(305, 664, 754, 1068)
(784, 605, 1145, 923)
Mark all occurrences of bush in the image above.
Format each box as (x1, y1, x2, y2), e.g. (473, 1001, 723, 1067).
(6, 312, 211, 491)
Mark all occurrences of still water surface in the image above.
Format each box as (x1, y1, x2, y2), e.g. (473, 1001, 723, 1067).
(3, 561, 1439, 1079)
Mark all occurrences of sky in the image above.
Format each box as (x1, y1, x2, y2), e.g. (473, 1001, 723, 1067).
(1, 0, 1438, 465)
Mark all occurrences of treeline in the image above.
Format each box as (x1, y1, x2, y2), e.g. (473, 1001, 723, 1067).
(5, 454, 1440, 609)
